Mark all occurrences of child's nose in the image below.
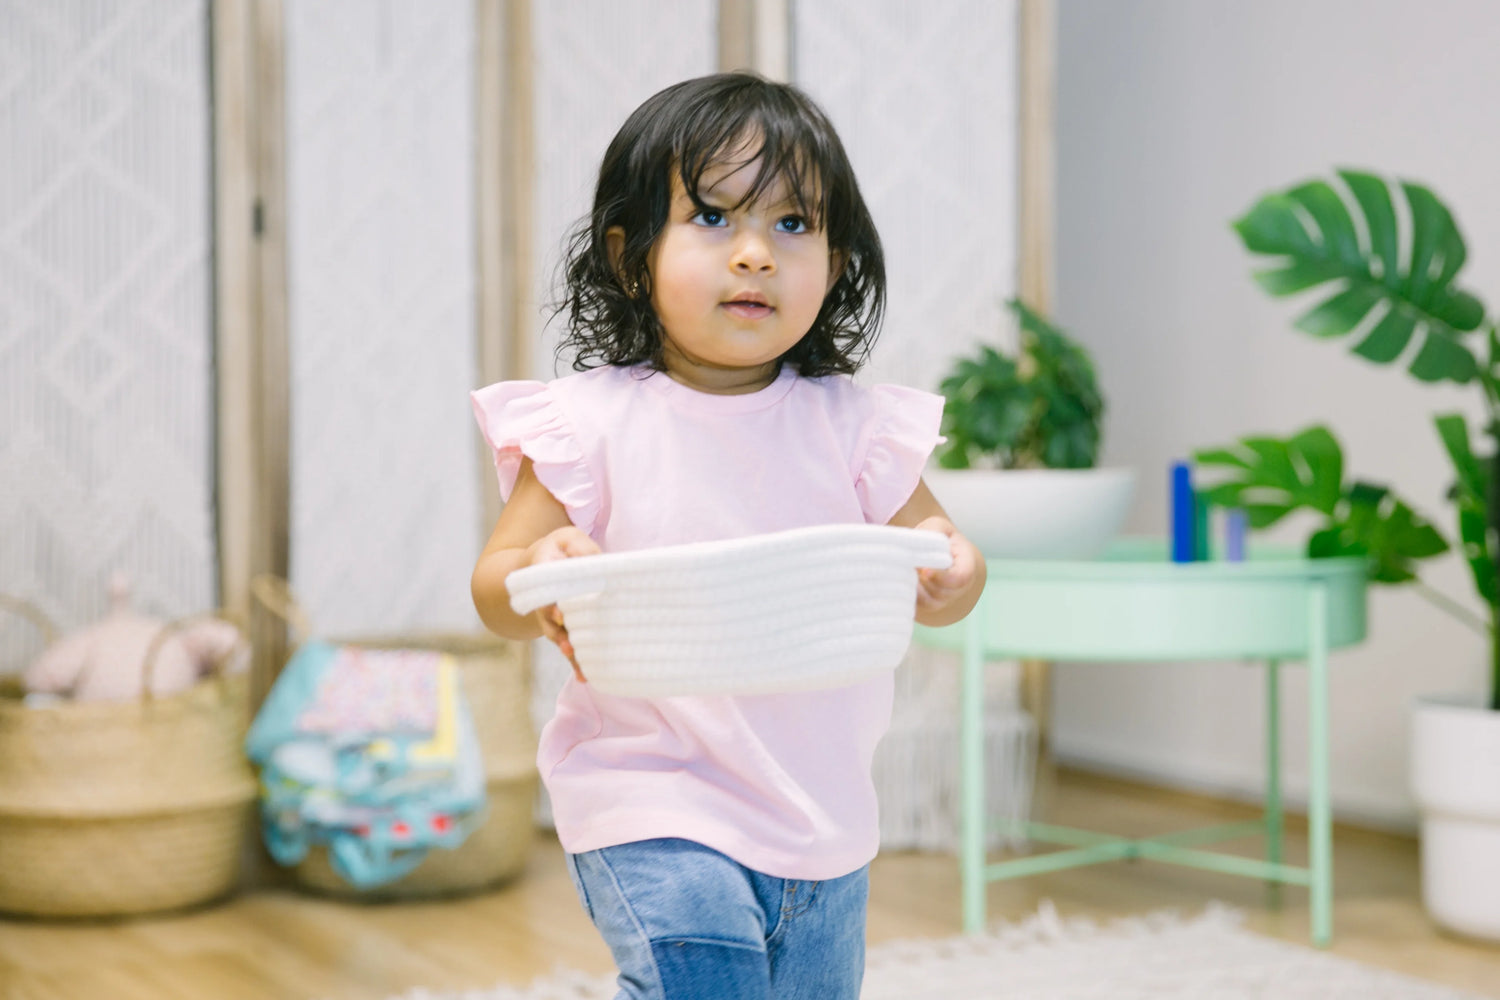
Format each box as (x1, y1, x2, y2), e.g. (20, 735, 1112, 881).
(730, 231, 776, 274)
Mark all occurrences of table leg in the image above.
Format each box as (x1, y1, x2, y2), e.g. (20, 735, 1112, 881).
(961, 603, 987, 935)
(1265, 659, 1283, 878)
(1307, 584, 1333, 947)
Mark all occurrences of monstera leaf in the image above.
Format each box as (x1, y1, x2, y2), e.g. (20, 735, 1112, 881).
(1234, 170, 1488, 384)
(1195, 426, 1448, 583)
(1194, 426, 1344, 527)
(1435, 413, 1500, 606)
(1306, 483, 1450, 584)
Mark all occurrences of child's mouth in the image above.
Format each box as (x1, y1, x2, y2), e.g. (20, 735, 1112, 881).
(722, 299, 774, 319)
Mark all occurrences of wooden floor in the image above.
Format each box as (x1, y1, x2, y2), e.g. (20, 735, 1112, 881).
(3, 767, 1498, 999)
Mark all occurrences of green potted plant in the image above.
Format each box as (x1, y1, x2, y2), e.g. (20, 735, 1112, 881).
(923, 298, 1135, 559)
(1198, 168, 1500, 941)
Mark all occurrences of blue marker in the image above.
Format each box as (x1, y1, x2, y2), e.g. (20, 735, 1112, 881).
(1170, 461, 1196, 563)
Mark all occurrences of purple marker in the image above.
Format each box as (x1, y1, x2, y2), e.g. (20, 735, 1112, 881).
(1226, 508, 1247, 563)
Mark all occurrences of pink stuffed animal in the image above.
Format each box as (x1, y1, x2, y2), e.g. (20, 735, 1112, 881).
(23, 575, 245, 703)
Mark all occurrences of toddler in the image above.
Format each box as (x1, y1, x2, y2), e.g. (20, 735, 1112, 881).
(471, 71, 984, 1000)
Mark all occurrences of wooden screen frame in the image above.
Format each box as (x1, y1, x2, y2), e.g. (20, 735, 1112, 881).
(1017, 0, 1057, 743)
(212, 0, 288, 707)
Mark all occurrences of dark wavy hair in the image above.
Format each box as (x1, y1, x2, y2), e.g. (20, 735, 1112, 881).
(555, 72, 885, 376)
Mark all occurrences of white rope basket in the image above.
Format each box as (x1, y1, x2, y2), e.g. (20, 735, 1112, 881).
(507, 524, 953, 698)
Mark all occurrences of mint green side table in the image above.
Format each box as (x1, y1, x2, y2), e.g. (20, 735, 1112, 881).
(913, 538, 1369, 947)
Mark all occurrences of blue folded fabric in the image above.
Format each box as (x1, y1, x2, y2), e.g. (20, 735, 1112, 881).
(245, 641, 488, 889)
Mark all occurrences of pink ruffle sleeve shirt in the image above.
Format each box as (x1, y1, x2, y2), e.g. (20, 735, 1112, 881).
(472, 364, 943, 880)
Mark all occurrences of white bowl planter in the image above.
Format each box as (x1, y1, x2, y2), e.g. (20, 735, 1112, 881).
(1411, 694, 1500, 941)
(923, 467, 1137, 561)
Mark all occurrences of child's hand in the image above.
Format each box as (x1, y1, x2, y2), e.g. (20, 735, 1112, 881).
(913, 516, 981, 615)
(524, 527, 601, 682)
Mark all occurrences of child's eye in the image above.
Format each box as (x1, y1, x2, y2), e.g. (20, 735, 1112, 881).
(692, 209, 726, 227)
(776, 215, 808, 234)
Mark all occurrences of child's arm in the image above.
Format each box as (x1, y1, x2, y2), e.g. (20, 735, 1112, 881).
(471, 457, 600, 677)
(887, 478, 987, 628)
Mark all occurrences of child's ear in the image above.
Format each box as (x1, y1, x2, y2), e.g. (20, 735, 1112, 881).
(826, 249, 848, 294)
(606, 226, 626, 278)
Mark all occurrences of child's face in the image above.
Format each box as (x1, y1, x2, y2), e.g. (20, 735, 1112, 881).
(631, 149, 840, 393)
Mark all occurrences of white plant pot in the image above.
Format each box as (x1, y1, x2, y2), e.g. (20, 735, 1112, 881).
(1411, 694, 1500, 941)
(923, 466, 1137, 561)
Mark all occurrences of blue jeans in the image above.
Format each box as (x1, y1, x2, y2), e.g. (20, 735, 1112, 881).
(565, 838, 869, 1000)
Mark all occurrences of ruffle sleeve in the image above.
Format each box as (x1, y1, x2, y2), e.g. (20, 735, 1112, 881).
(471, 381, 603, 536)
(854, 384, 946, 525)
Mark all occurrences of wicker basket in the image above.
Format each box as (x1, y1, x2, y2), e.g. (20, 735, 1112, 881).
(248, 577, 538, 900)
(0, 598, 256, 918)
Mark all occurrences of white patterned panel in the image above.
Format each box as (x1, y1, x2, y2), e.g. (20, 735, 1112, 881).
(530, 0, 716, 377)
(285, 0, 481, 636)
(524, 2, 714, 824)
(794, 0, 1020, 394)
(0, 0, 215, 669)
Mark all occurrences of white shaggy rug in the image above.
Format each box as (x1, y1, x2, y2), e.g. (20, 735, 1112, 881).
(381, 903, 1489, 1000)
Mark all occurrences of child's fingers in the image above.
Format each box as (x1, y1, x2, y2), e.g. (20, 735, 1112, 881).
(919, 562, 971, 592)
(558, 531, 602, 559)
(917, 582, 953, 607)
(558, 638, 586, 683)
(538, 604, 587, 683)
(528, 527, 602, 568)
(520, 529, 596, 684)
(537, 605, 567, 646)
(912, 519, 981, 613)
(916, 568, 968, 609)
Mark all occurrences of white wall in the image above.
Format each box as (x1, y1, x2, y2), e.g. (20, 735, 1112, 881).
(1053, 0, 1500, 830)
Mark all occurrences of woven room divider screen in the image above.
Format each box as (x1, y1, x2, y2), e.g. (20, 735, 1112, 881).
(2, 0, 1039, 852)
